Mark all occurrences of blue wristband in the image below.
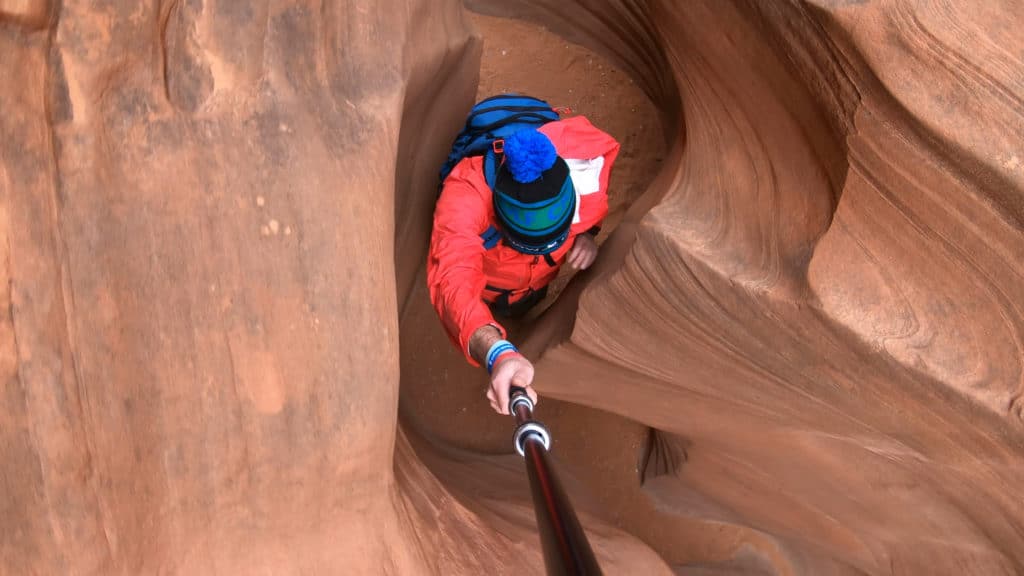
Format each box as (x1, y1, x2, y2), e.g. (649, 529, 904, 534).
(485, 340, 518, 374)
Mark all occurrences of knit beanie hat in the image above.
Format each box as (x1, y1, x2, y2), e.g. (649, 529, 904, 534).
(492, 129, 576, 255)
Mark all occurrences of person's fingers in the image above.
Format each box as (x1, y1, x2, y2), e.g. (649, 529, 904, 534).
(487, 386, 500, 414)
(526, 385, 539, 406)
(565, 246, 578, 269)
(568, 238, 598, 270)
(584, 241, 599, 268)
(568, 247, 583, 270)
(581, 249, 596, 270)
(497, 379, 511, 415)
(490, 357, 536, 416)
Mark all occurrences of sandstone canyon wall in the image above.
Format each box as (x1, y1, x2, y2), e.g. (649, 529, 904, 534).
(2, 0, 1022, 575)
(469, 1, 1024, 574)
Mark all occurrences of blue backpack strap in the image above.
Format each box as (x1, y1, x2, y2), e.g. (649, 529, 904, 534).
(480, 225, 501, 250)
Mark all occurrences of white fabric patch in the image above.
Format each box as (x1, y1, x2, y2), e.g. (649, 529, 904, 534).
(565, 156, 604, 224)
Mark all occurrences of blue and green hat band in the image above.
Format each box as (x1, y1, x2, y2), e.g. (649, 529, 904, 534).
(494, 177, 575, 238)
(504, 227, 572, 256)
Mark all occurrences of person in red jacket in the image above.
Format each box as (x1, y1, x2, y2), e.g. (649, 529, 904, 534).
(428, 115, 620, 415)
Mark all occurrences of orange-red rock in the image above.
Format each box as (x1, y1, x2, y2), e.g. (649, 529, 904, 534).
(2, 1, 1022, 574)
(490, 1, 1024, 574)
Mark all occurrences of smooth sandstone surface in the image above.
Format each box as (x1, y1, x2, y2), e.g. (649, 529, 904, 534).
(2, 1, 1022, 575)
(486, 1, 1024, 574)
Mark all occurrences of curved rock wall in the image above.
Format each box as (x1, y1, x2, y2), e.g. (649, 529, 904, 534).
(0, 1, 519, 573)
(510, 1, 1024, 574)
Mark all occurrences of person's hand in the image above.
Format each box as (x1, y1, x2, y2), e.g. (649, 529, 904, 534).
(487, 354, 538, 415)
(566, 233, 598, 270)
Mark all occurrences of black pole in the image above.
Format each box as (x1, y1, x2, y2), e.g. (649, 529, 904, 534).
(510, 387, 602, 575)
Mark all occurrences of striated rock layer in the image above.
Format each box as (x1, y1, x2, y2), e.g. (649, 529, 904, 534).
(2, 0, 1023, 574)
(474, 1, 1024, 574)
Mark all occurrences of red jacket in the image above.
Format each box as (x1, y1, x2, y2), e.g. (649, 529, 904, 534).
(428, 116, 620, 364)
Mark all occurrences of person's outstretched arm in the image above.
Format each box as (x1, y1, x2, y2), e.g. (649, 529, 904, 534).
(428, 164, 538, 414)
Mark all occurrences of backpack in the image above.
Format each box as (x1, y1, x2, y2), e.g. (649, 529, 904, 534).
(438, 94, 562, 191)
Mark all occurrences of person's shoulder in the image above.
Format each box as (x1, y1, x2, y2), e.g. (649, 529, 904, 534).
(542, 115, 600, 137)
(556, 115, 599, 129)
(541, 115, 619, 158)
(439, 155, 493, 209)
(444, 156, 490, 192)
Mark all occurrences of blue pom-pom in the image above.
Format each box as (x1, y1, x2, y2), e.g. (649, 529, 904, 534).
(503, 129, 557, 183)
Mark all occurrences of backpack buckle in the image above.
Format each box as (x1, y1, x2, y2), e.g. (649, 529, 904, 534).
(492, 139, 505, 154)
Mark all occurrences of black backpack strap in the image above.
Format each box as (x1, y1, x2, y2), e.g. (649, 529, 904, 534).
(486, 285, 548, 318)
(471, 111, 559, 133)
(485, 284, 513, 317)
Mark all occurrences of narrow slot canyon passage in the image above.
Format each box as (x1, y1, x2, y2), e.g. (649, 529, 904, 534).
(396, 4, 1024, 575)
(397, 10, 665, 452)
(396, 9, 785, 575)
